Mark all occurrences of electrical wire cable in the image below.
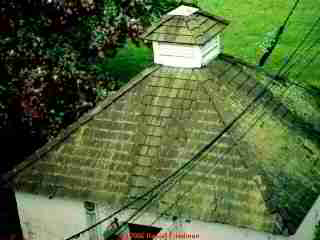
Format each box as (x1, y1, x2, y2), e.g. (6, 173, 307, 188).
(150, 84, 288, 226)
(258, 0, 301, 67)
(293, 48, 320, 80)
(283, 0, 301, 28)
(278, 78, 320, 96)
(152, 83, 314, 229)
(282, 35, 320, 78)
(112, 79, 310, 233)
(64, 74, 279, 240)
(67, 69, 316, 239)
(277, 15, 320, 76)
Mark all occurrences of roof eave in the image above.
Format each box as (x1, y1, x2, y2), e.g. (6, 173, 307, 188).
(140, 15, 176, 40)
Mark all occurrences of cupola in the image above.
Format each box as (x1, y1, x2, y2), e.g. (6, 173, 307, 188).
(141, 5, 230, 68)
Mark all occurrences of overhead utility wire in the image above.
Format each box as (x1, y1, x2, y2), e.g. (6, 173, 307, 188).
(105, 105, 268, 237)
(223, 54, 319, 96)
(65, 73, 279, 240)
(259, 0, 301, 67)
(149, 85, 285, 226)
(111, 81, 291, 232)
(67, 161, 190, 240)
(294, 49, 320, 79)
(117, 81, 308, 232)
(277, 15, 320, 76)
(125, 73, 312, 230)
(69, 69, 315, 239)
(281, 30, 320, 78)
(150, 78, 310, 227)
(279, 79, 320, 96)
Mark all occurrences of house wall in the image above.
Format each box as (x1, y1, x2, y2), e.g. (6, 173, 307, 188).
(181, 220, 288, 240)
(19, 191, 320, 240)
(15, 192, 89, 240)
(95, 204, 289, 240)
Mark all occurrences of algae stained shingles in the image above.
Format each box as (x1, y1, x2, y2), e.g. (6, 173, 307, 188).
(143, 12, 229, 45)
(13, 58, 279, 233)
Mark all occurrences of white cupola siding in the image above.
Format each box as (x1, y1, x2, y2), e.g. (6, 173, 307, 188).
(153, 35, 221, 68)
(142, 5, 229, 68)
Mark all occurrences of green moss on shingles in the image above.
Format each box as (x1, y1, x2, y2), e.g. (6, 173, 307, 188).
(14, 61, 285, 233)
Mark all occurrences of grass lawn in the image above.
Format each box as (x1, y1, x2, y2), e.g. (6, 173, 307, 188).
(108, 0, 320, 90)
(99, 41, 153, 86)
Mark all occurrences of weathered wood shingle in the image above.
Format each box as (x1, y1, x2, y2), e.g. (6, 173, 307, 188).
(8, 56, 281, 233)
(141, 11, 229, 45)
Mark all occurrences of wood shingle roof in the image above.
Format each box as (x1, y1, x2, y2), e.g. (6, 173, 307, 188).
(7, 56, 283, 233)
(141, 11, 230, 45)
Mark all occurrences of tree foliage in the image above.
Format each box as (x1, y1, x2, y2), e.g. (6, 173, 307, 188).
(0, 0, 178, 170)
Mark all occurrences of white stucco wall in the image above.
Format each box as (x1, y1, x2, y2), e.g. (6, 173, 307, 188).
(95, 205, 289, 240)
(15, 192, 89, 240)
(181, 220, 288, 240)
(14, 192, 288, 240)
(16, 191, 319, 240)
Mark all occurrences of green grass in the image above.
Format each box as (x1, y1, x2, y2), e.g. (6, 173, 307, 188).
(101, 41, 153, 85)
(107, 0, 319, 89)
(203, 0, 320, 89)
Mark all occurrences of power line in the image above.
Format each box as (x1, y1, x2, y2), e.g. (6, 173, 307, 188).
(68, 158, 192, 240)
(66, 65, 317, 239)
(258, 0, 301, 67)
(293, 48, 320, 80)
(277, 15, 320, 76)
(129, 80, 312, 235)
(231, 45, 320, 97)
(63, 52, 298, 240)
(122, 84, 271, 229)
(276, 77, 320, 96)
(150, 84, 285, 226)
(64, 57, 317, 240)
(221, 54, 317, 98)
(282, 32, 320, 78)
(283, 0, 301, 28)
(64, 73, 278, 240)
(105, 96, 274, 237)
(150, 80, 319, 231)
(129, 74, 314, 232)
(148, 80, 287, 226)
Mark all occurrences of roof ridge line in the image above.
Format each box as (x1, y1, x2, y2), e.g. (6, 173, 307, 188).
(1, 65, 161, 187)
(140, 14, 176, 40)
(184, 16, 197, 44)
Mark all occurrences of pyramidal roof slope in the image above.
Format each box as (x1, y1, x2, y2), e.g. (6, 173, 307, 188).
(141, 7, 230, 45)
(5, 54, 287, 233)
